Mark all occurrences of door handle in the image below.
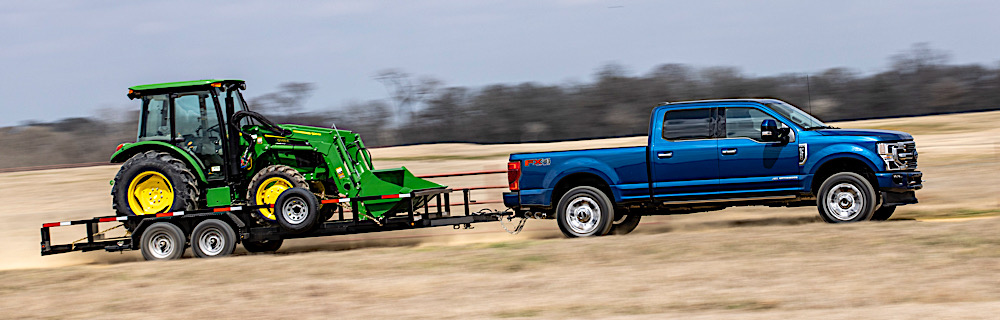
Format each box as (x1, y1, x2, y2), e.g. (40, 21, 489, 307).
(657, 151, 673, 159)
(721, 148, 737, 155)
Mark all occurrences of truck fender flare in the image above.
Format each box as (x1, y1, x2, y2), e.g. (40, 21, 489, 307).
(545, 159, 620, 202)
(111, 141, 208, 182)
(804, 144, 882, 174)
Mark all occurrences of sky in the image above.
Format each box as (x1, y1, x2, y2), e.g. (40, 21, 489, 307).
(2, 0, 999, 126)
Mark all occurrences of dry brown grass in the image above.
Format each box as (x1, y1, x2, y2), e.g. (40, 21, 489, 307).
(0, 111, 999, 318)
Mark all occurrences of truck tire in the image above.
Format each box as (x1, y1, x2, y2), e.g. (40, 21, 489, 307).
(247, 165, 308, 222)
(190, 219, 237, 258)
(609, 214, 641, 235)
(243, 239, 283, 253)
(112, 151, 199, 218)
(817, 172, 877, 223)
(870, 205, 897, 221)
(139, 222, 186, 261)
(274, 188, 320, 234)
(556, 186, 614, 237)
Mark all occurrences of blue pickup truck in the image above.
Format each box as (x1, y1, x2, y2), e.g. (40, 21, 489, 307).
(503, 99, 922, 237)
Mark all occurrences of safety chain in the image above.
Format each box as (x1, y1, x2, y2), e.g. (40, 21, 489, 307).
(71, 224, 124, 245)
(490, 209, 526, 235)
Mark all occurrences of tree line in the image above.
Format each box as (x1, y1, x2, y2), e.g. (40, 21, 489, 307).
(2, 43, 998, 168)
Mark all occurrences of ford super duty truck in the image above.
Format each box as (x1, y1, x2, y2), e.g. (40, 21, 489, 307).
(503, 99, 922, 237)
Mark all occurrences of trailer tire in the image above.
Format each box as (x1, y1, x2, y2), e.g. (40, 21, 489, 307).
(870, 205, 897, 221)
(556, 186, 614, 237)
(817, 172, 877, 223)
(243, 239, 283, 253)
(139, 222, 186, 261)
(190, 219, 236, 258)
(112, 151, 199, 219)
(274, 188, 320, 234)
(609, 214, 641, 235)
(248, 165, 308, 222)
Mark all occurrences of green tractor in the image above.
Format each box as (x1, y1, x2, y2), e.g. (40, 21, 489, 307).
(110, 79, 443, 236)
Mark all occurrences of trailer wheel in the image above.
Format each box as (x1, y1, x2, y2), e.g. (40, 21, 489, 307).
(870, 205, 897, 221)
(556, 186, 614, 237)
(609, 214, 641, 235)
(190, 219, 236, 258)
(817, 172, 877, 223)
(274, 188, 320, 234)
(139, 222, 186, 261)
(243, 239, 283, 253)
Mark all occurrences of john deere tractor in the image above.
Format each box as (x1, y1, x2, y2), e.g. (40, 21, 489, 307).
(110, 79, 443, 238)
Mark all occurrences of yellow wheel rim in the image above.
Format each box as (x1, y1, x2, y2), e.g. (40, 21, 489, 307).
(127, 171, 175, 215)
(256, 177, 293, 220)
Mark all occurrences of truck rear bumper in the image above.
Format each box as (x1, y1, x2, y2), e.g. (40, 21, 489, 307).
(503, 191, 519, 208)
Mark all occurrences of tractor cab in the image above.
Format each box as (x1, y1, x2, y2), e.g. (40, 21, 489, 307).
(127, 79, 250, 182)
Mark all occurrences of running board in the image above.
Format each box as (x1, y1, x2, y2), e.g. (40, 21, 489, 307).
(661, 195, 796, 205)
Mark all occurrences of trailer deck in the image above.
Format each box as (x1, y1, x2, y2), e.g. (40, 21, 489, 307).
(41, 188, 515, 258)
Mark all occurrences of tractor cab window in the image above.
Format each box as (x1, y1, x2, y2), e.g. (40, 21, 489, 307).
(138, 95, 170, 141)
(173, 91, 226, 179)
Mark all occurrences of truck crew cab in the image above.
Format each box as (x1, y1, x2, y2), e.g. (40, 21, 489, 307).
(503, 99, 922, 237)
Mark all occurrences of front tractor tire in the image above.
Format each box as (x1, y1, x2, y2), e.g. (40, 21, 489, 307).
(556, 186, 614, 238)
(112, 151, 199, 217)
(247, 165, 308, 222)
(817, 172, 877, 223)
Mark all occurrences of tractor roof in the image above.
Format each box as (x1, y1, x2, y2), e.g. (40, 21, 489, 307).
(128, 79, 245, 91)
(127, 79, 245, 99)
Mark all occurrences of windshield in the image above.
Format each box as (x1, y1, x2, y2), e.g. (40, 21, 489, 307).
(764, 101, 829, 129)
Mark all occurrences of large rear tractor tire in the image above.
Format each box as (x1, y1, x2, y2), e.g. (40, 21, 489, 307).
(817, 172, 877, 223)
(190, 219, 237, 258)
(139, 222, 186, 261)
(609, 214, 641, 235)
(556, 186, 614, 238)
(243, 238, 283, 253)
(274, 188, 320, 234)
(112, 151, 199, 219)
(247, 165, 308, 222)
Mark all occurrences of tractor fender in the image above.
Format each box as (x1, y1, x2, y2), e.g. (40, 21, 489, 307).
(111, 141, 208, 183)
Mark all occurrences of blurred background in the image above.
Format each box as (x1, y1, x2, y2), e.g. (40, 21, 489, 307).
(2, 0, 1000, 168)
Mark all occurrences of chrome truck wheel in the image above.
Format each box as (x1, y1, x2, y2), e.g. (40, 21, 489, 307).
(556, 186, 614, 237)
(817, 172, 876, 223)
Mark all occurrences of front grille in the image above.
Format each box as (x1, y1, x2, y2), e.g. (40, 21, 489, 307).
(897, 141, 918, 169)
(883, 141, 918, 170)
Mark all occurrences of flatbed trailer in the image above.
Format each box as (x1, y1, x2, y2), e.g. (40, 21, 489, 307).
(41, 188, 517, 260)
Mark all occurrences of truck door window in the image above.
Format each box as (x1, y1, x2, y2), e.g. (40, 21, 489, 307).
(724, 107, 780, 141)
(663, 108, 714, 141)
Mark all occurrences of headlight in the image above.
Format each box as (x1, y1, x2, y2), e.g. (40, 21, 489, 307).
(877, 142, 917, 171)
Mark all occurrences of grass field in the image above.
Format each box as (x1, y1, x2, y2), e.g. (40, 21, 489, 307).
(0, 111, 998, 318)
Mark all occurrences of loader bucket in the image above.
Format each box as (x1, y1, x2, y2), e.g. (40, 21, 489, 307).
(357, 166, 445, 219)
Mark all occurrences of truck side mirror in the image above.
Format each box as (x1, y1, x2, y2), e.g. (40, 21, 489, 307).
(760, 119, 779, 141)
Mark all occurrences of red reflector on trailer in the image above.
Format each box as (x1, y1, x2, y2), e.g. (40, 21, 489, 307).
(156, 212, 172, 217)
(99, 217, 117, 222)
(213, 207, 229, 212)
(381, 194, 400, 199)
(42, 222, 60, 228)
